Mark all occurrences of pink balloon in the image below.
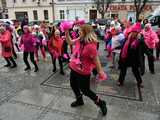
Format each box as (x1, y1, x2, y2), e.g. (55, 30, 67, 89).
(74, 19, 85, 25)
(78, 19, 85, 25)
(60, 21, 74, 32)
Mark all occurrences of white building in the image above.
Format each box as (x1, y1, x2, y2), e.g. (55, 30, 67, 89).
(5, 0, 160, 23)
(7, 0, 53, 22)
(0, 0, 8, 18)
(6, 0, 98, 23)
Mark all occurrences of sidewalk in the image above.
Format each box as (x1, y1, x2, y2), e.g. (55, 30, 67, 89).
(0, 44, 159, 120)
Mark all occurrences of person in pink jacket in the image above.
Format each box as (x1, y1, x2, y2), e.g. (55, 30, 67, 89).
(142, 23, 159, 74)
(48, 29, 64, 75)
(20, 25, 39, 72)
(0, 23, 17, 68)
(65, 24, 107, 116)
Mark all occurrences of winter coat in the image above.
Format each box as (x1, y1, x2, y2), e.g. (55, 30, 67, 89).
(0, 30, 13, 57)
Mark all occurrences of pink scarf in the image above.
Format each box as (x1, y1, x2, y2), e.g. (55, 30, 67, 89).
(142, 24, 159, 49)
(121, 34, 139, 62)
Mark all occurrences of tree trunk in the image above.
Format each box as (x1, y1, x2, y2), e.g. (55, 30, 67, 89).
(101, 12, 105, 19)
(136, 11, 140, 21)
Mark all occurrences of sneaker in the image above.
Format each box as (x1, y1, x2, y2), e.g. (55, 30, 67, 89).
(71, 100, 84, 107)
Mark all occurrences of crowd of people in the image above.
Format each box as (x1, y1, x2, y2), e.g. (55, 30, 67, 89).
(0, 16, 160, 116)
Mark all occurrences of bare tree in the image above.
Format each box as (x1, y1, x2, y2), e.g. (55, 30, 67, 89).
(94, 0, 113, 19)
(134, 0, 149, 21)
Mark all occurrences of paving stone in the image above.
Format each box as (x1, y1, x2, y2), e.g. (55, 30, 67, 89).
(0, 103, 41, 120)
(11, 89, 56, 107)
(105, 105, 159, 120)
(42, 111, 76, 120)
(52, 95, 82, 115)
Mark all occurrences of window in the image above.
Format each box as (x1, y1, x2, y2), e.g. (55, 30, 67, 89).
(60, 10, 65, 19)
(44, 10, 48, 20)
(33, 10, 38, 20)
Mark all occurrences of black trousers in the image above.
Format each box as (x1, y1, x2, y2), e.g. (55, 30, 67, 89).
(23, 52, 38, 69)
(70, 70, 97, 101)
(53, 56, 64, 72)
(156, 48, 160, 59)
(4, 57, 17, 66)
(146, 49, 154, 73)
(118, 65, 142, 84)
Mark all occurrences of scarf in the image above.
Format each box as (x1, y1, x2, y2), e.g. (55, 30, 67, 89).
(142, 24, 159, 48)
(121, 34, 139, 62)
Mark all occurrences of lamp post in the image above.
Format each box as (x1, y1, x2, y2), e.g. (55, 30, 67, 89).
(50, 0, 55, 22)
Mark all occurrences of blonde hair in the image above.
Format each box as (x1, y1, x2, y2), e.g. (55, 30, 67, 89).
(80, 24, 98, 43)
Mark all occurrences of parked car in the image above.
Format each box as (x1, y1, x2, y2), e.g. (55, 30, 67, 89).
(29, 20, 49, 26)
(0, 19, 14, 25)
(148, 6, 160, 31)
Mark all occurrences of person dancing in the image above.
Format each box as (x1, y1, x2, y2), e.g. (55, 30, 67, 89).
(0, 23, 17, 68)
(20, 25, 39, 72)
(65, 24, 107, 116)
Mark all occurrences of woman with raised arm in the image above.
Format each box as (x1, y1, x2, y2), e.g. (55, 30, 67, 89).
(65, 24, 107, 116)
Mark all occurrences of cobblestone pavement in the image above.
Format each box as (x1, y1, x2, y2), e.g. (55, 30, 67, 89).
(0, 43, 160, 120)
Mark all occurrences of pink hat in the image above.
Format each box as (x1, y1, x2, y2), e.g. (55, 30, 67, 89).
(131, 22, 142, 33)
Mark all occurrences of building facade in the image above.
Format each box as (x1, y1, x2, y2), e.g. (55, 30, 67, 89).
(5, 0, 160, 23)
(0, 0, 8, 19)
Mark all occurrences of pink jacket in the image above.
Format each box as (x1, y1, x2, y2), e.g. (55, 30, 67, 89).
(20, 33, 36, 52)
(0, 30, 13, 57)
(142, 25, 159, 49)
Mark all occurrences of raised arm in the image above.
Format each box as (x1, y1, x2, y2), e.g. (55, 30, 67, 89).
(65, 30, 74, 45)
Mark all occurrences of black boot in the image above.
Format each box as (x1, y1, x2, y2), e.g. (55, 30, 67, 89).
(52, 58, 57, 72)
(4, 64, 11, 67)
(4, 58, 11, 67)
(34, 66, 39, 72)
(95, 97, 107, 116)
(71, 95, 84, 107)
(59, 57, 65, 75)
(60, 70, 65, 75)
(24, 67, 31, 71)
(52, 67, 56, 72)
(9, 57, 17, 68)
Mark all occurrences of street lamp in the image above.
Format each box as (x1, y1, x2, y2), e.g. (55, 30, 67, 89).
(49, 0, 55, 22)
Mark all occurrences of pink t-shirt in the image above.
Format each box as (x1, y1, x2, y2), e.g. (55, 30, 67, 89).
(69, 40, 98, 75)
